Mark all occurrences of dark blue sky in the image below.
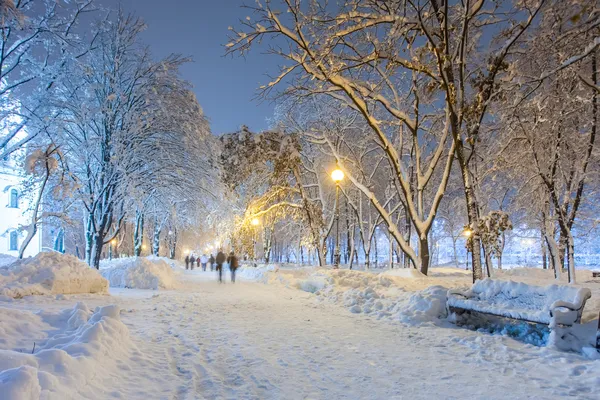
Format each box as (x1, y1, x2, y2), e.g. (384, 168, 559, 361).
(102, 0, 279, 135)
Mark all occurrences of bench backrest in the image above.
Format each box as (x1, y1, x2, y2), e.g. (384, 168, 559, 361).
(470, 279, 590, 312)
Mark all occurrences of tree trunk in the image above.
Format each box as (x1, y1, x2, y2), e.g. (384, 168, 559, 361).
(85, 214, 94, 265)
(545, 233, 561, 280)
(168, 228, 177, 259)
(540, 228, 547, 270)
(90, 233, 104, 269)
(418, 236, 430, 275)
(452, 237, 460, 269)
(389, 230, 394, 269)
(349, 228, 356, 270)
(152, 219, 161, 256)
(403, 212, 411, 268)
(482, 244, 493, 278)
(133, 210, 144, 257)
(374, 231, 378, 268)
(567, 231, 576, 284)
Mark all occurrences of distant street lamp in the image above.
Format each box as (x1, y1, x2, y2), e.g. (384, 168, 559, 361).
(463, 228, 472, 270)
(331, 168, 344, 268)
(109, 239, 117, 260)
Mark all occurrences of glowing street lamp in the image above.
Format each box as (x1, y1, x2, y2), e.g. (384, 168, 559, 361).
(109, 239, 117, 260)
(251, 217, 260, 226)
(331, 169, 344, 183)
(331, 168, 344, 268)
(463, 228, 472, 271)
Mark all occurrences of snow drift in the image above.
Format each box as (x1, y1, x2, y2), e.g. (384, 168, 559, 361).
(240, 267, 449, 324)
(0, 252, 108, 298)
(0, 303, 134, 399)
(100, 256, 177, 290)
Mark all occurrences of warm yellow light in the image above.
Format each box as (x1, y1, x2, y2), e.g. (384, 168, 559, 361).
(251, 218, 260, 226)
(183, 248, 189, 254)
(464, 229, 472, 237)
(331, 169, 344, 182)
(111, 239, 117, 245)
(142, 244, 147, 250)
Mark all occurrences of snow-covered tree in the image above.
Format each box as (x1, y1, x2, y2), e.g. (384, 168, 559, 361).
(0, 0, 95, 159)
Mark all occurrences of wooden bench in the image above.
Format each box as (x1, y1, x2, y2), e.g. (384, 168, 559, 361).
(447, 279, 592, 329)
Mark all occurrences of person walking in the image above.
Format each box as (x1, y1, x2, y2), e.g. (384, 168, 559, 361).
(184, 255, 190, 270)
(190, 254, 195, 270)
(209, 254, 215, 271)
(227, 251, 239, 283)
(215, 250, 226, 283)
(200, 254, 208, 271)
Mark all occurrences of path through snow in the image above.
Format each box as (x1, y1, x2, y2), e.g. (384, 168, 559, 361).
(2, 268, 599, 399)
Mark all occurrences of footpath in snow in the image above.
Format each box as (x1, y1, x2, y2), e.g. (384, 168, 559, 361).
(0, 256, 599, 399)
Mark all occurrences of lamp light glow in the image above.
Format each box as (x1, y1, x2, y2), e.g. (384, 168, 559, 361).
(331, 169, 344, 182)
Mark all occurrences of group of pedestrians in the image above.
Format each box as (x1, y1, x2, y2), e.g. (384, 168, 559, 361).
(184, 253, 214, 271)
(184, 249, 239, 283)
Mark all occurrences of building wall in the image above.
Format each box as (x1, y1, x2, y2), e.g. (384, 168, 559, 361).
(0, 163, 42, 258)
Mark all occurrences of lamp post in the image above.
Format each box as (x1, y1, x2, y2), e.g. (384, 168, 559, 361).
(109, 239, 117, 260)
(331, 168, 345, 268)
(463, 228, 472, 270)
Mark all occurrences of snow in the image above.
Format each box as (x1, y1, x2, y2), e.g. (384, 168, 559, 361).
(0, 264, 598, 398)
(0, 252, 108, 298)
(0, 303, 134, 399)
(0, 254, 16, 268)
(100, 256, 178, 290)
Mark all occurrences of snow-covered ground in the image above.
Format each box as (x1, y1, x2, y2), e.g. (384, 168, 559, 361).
(1, 260, 599, 399)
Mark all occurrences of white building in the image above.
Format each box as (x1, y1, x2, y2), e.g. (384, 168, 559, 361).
(0, 156, 42, 258)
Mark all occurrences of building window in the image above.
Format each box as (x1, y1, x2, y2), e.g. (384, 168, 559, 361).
(54, 229, 65, 253)
(9, 231, 18, 251)
(9, 189, 18, 208)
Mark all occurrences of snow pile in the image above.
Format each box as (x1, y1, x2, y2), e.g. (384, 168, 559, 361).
(396, 285, 449, 323)
(0, 254, 16, 268)
(100, 256, 177, 290)
(237, 264, 279, 281)
(0, 252, 108, 298)
(242, 266, 449, 324)
(0, 303, 134, 399)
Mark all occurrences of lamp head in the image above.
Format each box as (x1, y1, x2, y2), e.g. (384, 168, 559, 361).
(331, 169, 344, 183)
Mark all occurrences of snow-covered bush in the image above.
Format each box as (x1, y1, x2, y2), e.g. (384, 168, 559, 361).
(100, 257, 177, 290)
(0, 252, 108, 298)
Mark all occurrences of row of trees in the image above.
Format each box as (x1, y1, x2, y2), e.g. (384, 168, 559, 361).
(2, 2, 219, 268)
(223, 0, 600, 283)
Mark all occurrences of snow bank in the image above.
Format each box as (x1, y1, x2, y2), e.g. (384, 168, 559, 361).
(237, 264, 279, 281)
(0, 303, 133, 399)
(0, 252, 108, 298)
(0, 254, 16, 268)
(241, 266, 449, 324)
(100, 256, 177, 290)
